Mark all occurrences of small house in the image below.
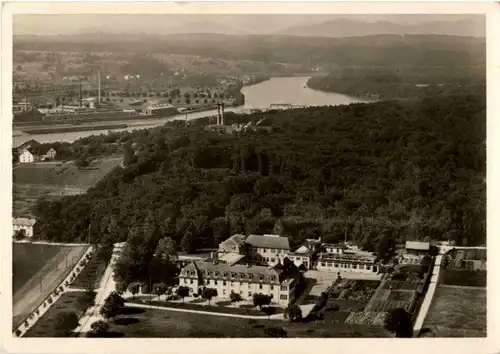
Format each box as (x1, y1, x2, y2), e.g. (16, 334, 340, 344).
(18, 149, 35, 164)
(13, 217, 37, 237)
(41, 148, 57, 161)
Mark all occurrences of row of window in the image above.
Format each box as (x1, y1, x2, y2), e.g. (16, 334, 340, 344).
(182, 278, 280, 291)
(255, 248, 285, 254)
(319, 262, 372, 270)
(185, 269, 277, 282)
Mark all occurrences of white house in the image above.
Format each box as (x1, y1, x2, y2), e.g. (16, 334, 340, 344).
(245, 234, 291, 266)
(41, 148, 57, 161)
(13, 217, 36, 237)
(18, 149, 35, 164)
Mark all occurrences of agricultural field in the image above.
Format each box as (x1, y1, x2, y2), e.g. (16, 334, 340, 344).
(421, 286, 486, 337)
(13, 157, 122, 216)
(12, 243, 89, 328)
(325, 279, 380, 311)
(346, 276, 424, 326)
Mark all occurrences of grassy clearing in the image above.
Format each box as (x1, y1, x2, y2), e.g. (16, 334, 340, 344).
(440, 269, 486, 287)
(96, 306, 389, 338)
(422, 285, 486, 337)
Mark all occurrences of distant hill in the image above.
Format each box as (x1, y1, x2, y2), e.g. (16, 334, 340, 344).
(276, 18, 485, 38)
(14, 33, 485, 68)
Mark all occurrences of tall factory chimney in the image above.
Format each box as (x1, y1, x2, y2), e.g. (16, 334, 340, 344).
(216, 103, 221, 125)
(97, 68, 101, 104)
(79, 83, 82, 107)
(221, 103, 225, 126)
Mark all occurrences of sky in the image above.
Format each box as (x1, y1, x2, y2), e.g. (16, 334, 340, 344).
(13, 14, 482, 36)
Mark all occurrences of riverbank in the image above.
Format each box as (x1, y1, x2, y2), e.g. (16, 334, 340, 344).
(13, 76, 363, 145)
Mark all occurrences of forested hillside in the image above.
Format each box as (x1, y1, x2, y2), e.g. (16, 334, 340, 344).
(307, 66, 485, 100)
(32, 94, 486, 251)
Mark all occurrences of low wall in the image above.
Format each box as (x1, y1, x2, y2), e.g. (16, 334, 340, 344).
(13, 246, 94, 337)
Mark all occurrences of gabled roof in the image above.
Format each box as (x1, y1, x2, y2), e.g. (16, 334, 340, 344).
(13, 217, 36, 226)
(405, 241, 430, 251)
(20, 148, 35, 155)
(246, 234, 290, 250)
(220, 234, 246, 247)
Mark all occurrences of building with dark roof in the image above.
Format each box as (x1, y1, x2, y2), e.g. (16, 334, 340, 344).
(179, 259, 300, 306)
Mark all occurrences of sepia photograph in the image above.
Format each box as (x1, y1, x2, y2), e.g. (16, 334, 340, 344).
(3, 1, 495, 348)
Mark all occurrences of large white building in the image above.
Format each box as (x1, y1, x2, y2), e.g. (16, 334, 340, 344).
(13, 217, 36, 238)
(317, 243, 378, 274)
(179, 260, 300, 306)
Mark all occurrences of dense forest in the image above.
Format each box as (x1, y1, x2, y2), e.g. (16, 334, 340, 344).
(32, 93, 486, 253)
(15, 34, 485, 69)
(307, 66, 486, 100)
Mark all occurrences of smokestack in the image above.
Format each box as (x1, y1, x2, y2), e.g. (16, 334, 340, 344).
(79, 83, 82, 107)
(221, 103, 225, 126)
(97, 68, 101, 104)
(217, 103, 221, 125)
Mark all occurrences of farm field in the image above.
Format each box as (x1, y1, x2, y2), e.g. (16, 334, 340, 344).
(421, 285, 486, 337)
(12, 243, 89, 328)
(67, 306, 390, 338)
(13, 157, 122, 216)
(13, 158, 122, 187)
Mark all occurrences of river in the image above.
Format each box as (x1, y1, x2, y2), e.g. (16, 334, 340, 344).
(13, 77, 364, 146)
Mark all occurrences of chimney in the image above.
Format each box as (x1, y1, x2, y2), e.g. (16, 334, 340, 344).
(217, 103, 221, 125)
(79, 83, 82, 107)
(97, 68, 101, 104)
(221, 103, 225, 125)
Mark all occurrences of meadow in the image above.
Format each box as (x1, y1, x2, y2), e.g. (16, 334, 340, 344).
(421, 285, 487, 337)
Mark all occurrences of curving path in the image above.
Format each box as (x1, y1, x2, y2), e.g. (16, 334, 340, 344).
(124, 302, 284, 320)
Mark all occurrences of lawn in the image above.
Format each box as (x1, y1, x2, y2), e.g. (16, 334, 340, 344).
(92, 306, 390, 338)
(422, 286, 486, 337)
(13, 243, 89, 328)
(127, 298, 284, 317)
(23, 291, 87, 337)
(440, 269, 487, 288)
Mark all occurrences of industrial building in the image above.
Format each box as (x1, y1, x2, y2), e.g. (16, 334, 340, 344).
(144, 103, 178, 117)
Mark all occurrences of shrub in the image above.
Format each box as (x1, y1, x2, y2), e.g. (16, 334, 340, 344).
(15, 329, 22, 337)
(47, 297, 53, 304)
(264, 326, 287, 338)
